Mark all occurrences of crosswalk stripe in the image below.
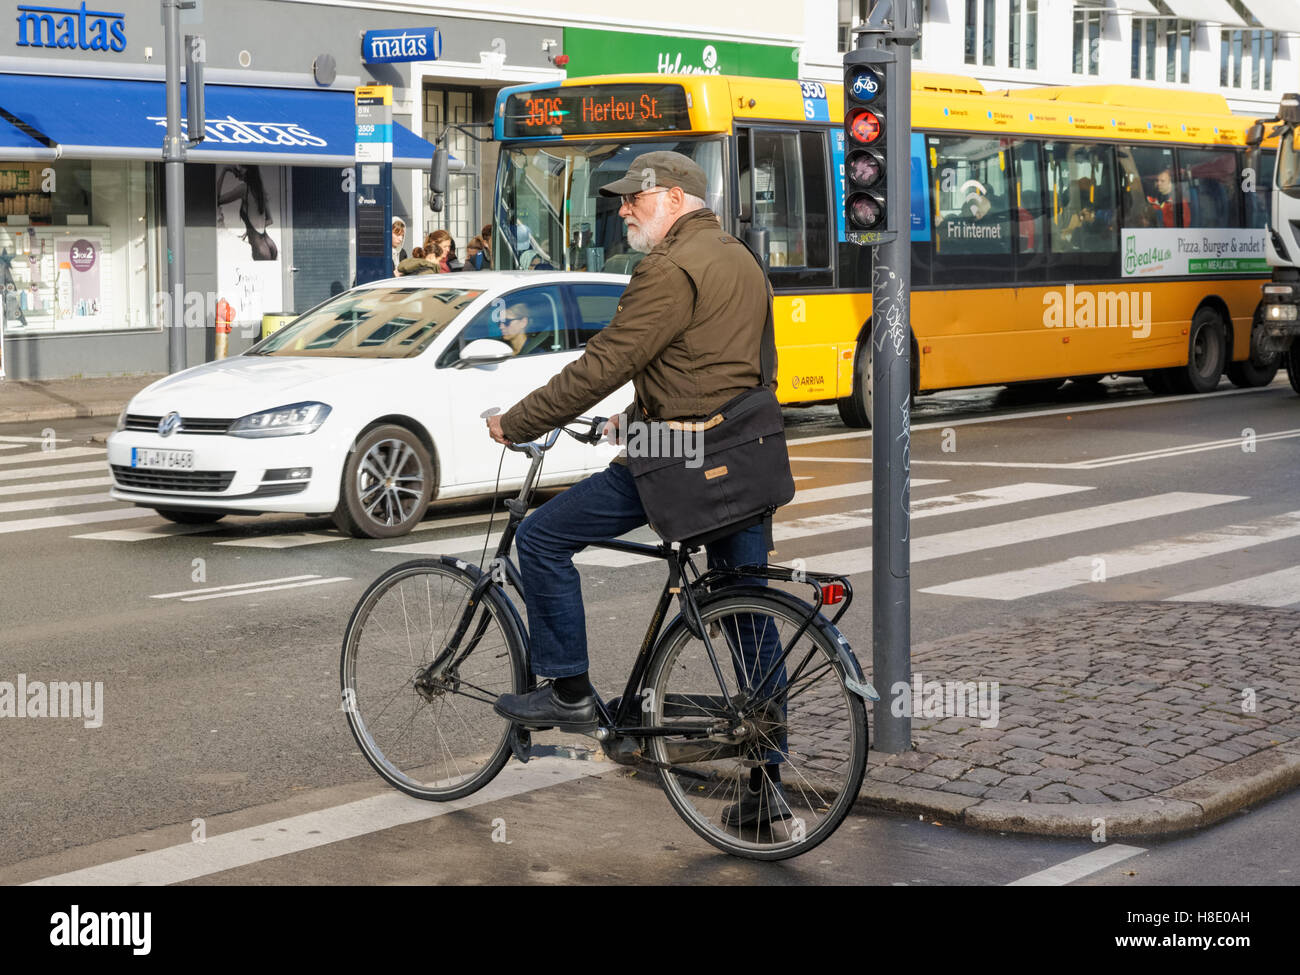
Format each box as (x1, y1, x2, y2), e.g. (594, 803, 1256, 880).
(0, 446, 104, 467)
(794, 491, 1244, 576)
(0, 507, 154, 535)
(1167, 566, 1300, 608)
(74, 523, 214, 542)
(214, 532, 345, 549)
(576, 482, 1096, 568)
(179, 576, 352, 602)
(922, 510, 1300, 601)
(0, 476, 112, 498)
(0, 461, 106, 483)
(0, 443, 23, 451)
(0, 492, 115, 515)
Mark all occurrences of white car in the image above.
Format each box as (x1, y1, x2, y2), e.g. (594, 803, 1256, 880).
(107, 272, 632, 538)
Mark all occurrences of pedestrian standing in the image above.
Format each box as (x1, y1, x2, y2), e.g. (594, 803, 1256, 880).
(391, 218, 408, 276)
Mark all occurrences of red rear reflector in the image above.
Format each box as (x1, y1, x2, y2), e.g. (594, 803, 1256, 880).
(823, 583, 845, 604)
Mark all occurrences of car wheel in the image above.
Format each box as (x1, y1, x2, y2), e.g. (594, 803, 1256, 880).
(333, 424, 435, 539)
(1288, 344, 1300, 396)
(836, 335, 872, 429)
(154, 508, 226, 525)
(1167, 307, 1227, 394)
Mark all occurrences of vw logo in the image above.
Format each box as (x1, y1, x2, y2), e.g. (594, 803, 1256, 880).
(158, 412, 182, 437)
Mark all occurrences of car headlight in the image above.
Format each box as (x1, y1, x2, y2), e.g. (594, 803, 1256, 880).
(228, 402, 331, 438)
(115, 407, 128, 431)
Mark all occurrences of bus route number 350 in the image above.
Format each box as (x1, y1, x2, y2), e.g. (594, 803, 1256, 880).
(800, 81, 827, 120)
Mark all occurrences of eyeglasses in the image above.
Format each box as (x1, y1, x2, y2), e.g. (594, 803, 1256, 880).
(619, 187, 671, 208)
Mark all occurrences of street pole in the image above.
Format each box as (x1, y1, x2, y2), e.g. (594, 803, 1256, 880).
(862, 0, 918, 753)
(162, 0, 187, 373)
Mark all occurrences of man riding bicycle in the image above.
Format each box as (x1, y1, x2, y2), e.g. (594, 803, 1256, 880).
(486, 151, 790, 825)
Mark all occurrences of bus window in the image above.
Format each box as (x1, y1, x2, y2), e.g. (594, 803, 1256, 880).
(1118, 145, 1179, 229)
(1045, 142, 1118, 255)
(1010, 139, 1046, 254)
(1246, 149, 1275, 229)
(930, 136, 1012, 256)
(1177, 147, 1243, 228)
(748, 130, 808, 268)
(798, 130, 831, 270)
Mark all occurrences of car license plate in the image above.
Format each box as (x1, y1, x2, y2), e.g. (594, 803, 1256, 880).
(131, 448, 195, 470)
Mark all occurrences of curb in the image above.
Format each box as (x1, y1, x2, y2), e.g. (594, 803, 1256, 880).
(0, 404, 123, 425)
(856, 743, 1300, 838)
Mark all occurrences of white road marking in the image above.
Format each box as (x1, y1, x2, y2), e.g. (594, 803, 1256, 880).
(26, 756, 607, 886)
(0, 476, 111, 498)
(0, 434, 75, 444)
(0, 506, 154, 535)
(790, 455, 870, 464)
(178, 576, 351, 601)
(0, 443, 23, 451)
(0, 461, 106, 482)
(1007, 845, 1146, 886)
(1168, 565, 1300, 608)
(75, 523, 215, 541)
(924, 509, 1300, 600)
(0, 492, 115, 515)
(794, 491, 1243, 576)
(786, 381, 1283, 447)
(214, 531, 345, 549)
(791, 478, 944, 505)
(574, 482, 1097, 569)
(150, 574, 322, 599)
(0, 446, 104, 467)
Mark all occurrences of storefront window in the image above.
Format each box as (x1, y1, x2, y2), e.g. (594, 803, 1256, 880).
(0, 159, 158, 336)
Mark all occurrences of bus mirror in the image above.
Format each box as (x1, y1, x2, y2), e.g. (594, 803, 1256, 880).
(429, 147, 450, 212)
(1246, 122, 1265, 147)
(1281, 93, 1300, 125)
(744, 226, 770, 273)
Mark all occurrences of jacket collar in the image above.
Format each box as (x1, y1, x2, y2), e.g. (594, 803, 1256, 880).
(659, 208, 718, 246)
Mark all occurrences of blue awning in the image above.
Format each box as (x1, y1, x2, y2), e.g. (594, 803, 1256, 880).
(0, 75, 438, 168)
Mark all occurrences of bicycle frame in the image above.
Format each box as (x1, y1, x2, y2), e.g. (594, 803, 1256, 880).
(418, 422, 860, 748)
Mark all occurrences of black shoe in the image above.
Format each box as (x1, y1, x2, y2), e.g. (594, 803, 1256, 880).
(494, 683, 597, 733)
(721, 780, 793, 829)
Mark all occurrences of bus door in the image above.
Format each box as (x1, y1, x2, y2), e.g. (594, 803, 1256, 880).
(736, 125, 839, 402)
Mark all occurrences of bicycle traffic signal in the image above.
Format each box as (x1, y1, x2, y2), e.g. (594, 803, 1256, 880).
(843, 45, 896, 243)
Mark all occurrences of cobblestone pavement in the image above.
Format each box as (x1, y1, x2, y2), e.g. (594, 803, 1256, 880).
(851, 601, 1300, 836)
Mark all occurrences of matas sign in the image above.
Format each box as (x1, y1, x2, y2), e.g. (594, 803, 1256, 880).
(15, 2, 127, 52)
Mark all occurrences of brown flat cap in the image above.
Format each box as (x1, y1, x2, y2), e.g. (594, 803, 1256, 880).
(598, 150, 707, 201)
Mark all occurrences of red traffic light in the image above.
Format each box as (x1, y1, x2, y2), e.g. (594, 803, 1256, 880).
(847, 107, 883, 145)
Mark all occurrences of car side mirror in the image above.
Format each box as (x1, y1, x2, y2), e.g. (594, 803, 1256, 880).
(457, 338, 514, 366)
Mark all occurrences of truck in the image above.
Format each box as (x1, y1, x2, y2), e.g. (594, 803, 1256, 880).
(1249, 92, 1300, 394)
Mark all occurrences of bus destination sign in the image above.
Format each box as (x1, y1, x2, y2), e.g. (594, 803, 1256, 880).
(502, 84, 692, 138)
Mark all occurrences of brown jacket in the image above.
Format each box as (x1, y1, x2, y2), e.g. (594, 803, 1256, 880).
(500, 208, 771, 443)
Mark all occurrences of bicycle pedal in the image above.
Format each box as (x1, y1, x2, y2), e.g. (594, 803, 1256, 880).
(509, 726, 532, 764)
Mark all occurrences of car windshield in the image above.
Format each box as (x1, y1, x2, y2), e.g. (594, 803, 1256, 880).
(493, 138, 724, 275)
(246, 287, 484, 358)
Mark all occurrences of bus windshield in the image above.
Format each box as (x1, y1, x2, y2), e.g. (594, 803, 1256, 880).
(1280, 129, 1300, 196)
(493, 138, 725, 274)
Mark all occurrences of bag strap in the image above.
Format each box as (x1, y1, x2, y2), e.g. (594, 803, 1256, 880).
(737, 236, 777, 387)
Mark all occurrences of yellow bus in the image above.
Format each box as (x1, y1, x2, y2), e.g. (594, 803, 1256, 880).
(490, 73, 1276, 426)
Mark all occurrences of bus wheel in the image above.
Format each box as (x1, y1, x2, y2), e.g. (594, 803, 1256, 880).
(1287, 344, 1300, 395)
(1168, 307, 1227, 394)
(1226, 314, 1280, 388)
(836, 342, 872, 428)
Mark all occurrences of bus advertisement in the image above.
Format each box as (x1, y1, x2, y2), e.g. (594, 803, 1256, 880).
(490, 72, 1276, 427)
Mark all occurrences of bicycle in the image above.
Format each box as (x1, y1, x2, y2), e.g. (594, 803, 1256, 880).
(340, 416, 877, 860)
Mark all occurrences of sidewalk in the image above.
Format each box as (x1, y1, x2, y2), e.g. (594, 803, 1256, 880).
(856, 600, 1300, 837)
(0, 373, 164, 424)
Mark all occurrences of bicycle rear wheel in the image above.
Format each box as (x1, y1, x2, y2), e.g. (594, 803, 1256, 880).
(340, 559, 527, 801)
(645, 589, 869, 860)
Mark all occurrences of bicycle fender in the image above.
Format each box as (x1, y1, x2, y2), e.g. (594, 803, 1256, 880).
(442, 556, 534, 682)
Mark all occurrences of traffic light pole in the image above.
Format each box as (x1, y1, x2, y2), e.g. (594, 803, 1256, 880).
(163, 0, 187, 373)
(850, 2, 918, 753)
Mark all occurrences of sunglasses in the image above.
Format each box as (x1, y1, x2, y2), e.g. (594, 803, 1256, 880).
(619, 187, 671, 208)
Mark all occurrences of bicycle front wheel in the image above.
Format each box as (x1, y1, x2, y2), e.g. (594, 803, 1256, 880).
(340, 559, 527, 801)
(645, 589, 868, 860)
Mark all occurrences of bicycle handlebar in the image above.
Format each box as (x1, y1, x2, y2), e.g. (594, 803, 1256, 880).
(494, 414, 608, 454)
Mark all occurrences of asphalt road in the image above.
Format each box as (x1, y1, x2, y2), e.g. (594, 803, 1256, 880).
(2, 375, 1298, 885)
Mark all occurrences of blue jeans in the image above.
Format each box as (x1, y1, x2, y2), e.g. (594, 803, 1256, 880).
(515, 461, 783, 681)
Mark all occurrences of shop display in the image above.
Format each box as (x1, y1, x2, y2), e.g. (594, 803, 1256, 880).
(0, 227, 112, 333)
